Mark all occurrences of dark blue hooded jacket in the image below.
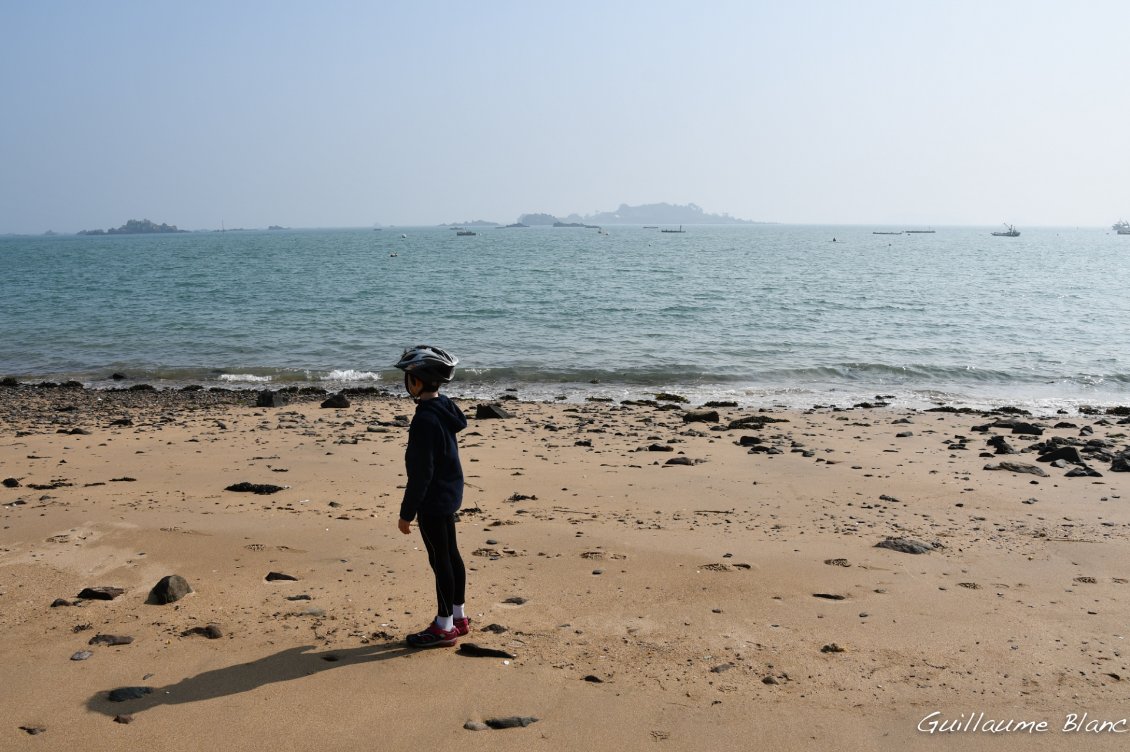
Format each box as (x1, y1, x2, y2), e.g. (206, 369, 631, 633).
(399, 394, 467, 521)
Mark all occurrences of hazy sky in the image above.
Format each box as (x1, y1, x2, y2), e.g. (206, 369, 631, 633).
(2, 1, 1127, 233)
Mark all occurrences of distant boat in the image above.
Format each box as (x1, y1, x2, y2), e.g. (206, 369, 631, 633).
(456, 230, 476, 236)
(660, 225, 686, 233)
(873, 231, 903, 235)
(1114, 219, 1129, 232)
(992, 223, 1020, 237)
(1119, 227, 1130, 235)
(401, 233, 407, 239)
(642, 225, 659, 229)
(905, 229, 935, 234)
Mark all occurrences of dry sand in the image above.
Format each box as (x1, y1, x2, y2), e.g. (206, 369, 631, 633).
(2, 384, 1129, 750)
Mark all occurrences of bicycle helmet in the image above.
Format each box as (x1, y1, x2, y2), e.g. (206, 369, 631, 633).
(393, 345, 459, 383)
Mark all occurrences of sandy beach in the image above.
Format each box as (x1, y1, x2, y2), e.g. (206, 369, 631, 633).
(2, 383, 1129, 750)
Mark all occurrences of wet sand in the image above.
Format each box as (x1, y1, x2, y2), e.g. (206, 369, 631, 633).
(2, 384, 1129, 750)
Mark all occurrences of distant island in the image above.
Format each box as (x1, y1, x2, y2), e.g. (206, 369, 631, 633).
(78, 219, 186, 235)
(438, 219, 499, 228)
(518, 202, 759, 226)
(437, 203, 760, 229)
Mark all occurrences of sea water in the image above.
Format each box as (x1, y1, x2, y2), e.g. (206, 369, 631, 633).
(3, 225, 1129, 413)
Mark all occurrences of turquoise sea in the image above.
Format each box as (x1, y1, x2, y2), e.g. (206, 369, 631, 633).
(3, 225, 1129, 413)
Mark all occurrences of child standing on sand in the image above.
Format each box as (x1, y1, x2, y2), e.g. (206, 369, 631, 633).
(393, 345, 470, 648)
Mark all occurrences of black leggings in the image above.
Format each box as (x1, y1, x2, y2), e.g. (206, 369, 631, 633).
(416, 513, 466, 618)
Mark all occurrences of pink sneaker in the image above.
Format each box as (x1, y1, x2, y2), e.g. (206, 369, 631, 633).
(453, 617, 472, 636)
(406, 622, 458, 648)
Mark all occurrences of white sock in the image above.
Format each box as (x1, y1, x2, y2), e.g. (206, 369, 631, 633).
(436, 615, 454, 631)
(453, 604, 466, 619)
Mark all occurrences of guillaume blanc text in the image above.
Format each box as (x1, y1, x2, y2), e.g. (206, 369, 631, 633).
(918, 711, 1128, 734)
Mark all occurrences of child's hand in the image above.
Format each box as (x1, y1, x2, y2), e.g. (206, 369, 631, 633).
(397, 518, 411, 535)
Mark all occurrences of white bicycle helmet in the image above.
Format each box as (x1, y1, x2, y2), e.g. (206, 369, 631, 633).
(394, 345, 459, 383)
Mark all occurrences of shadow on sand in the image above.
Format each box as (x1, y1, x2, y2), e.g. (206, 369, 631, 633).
(86, 641, 415, 716)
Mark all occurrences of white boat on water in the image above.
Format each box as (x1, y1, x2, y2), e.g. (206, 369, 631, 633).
(991, 223, 1020, 237)
(1114, 219, 1129, 234)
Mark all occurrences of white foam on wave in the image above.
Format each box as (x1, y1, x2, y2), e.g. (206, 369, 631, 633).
(219, 373, 273, 383)
(324, 369, 382, 381)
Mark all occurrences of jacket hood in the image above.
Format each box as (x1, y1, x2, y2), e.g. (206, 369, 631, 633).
(416, 394, 467, 433)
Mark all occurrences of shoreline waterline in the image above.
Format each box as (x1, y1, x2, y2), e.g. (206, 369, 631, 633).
(3, 376, 1128, 419)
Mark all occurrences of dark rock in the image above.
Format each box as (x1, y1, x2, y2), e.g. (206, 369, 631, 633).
(1064, 465, 1102, 477)
(128, 384, 155, 392)
(225, 482, 286, 495)
(895, 431, 913, 438)
(76, 586, 125, 601)
(107, 687, 153, 702)
(110, 373, 127, 381)
(113, 714, 134, 724)
(2, 477, 20, 488)
(762, 676, 780, 685)
(464, 721, 489, 731)
(50, 598, 72, 608)
(582, 674, 604, 682)
(109, 417, 133, 427)
(502, 596, 527, 605)
(71, 650, 93, 661)
(874, 537, 935, 554)
(986, 436, 1016, 455)
(727, 415, 789, 430)
(655, 392, 688, 403)
(484, 716, 539, 729)
(683, 409, 719, 423)
(476, 403, 513, 420)
(1112, 455, 1130, 473)
(813, 593, 846, 600)
(457, 643, 516, 659)
(88, 634, 133, 646)
(983, 462, 1048, 477)
(821, 643, 846, 653)
(320, 393, 350, 409)
(574, 439, 592, 447)
(181, 624, 223, 639)
(1038, 446, 1085, 465)
(256, 390, 288, 408)
(19, 725, 46, 735)
(647, 443, 674, 452)
(148, 574, 192, 605)
(265, 571, 299, 581)
(738, 436, 762, 446)
(664, 456, 695, 466)
(482, 623, 509, 633)
(710, 663, 735, 673)
(704, 401, 738, 408)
